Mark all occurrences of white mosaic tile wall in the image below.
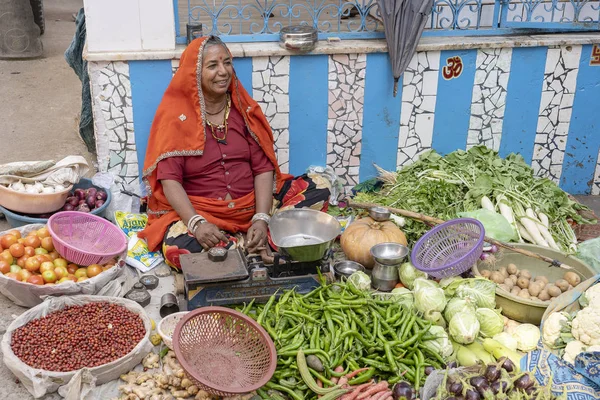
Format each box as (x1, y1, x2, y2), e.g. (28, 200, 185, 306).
(252, 56, 290, 174)
(397, 51, 440, 168)
(89, 61, 141, 203)
(532, 45, 582, 183)
(327, 53, 366, 193)
(467, 48, 512, 151)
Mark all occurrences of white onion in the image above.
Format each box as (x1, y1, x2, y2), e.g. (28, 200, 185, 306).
(33, 182, 44, 192)
(42, 187, 55, 193)
(54, 184, 65, 192)
(9, 181, 25, 192)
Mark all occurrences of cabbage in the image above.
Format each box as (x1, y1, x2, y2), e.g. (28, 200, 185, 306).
(449, 311, 480, 344)
(390, 287, 414, 309)
(398, 262, 427, 290)
(454, 278, 496, 309)
(475, 308, 504, 338)
(444, 297, 476, 322)
(493, 332, 518, 352)
(347, 271, 371, 292)
(415, 286, 447, 314)
(423, 326, 454, 359)
(413, 278, 439, 292)
(424, 310, 446, 328)
(513, 323, 541, 352)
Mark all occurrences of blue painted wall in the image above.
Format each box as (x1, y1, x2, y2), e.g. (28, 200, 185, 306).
(560, 44, 600, 194)
(234, 57, 253, 95)
(129, 60, 173, 175)
(360, 53, 402, 182)
(432, 49, 478, 155)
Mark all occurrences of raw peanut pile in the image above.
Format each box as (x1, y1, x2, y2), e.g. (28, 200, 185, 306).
(11, 302, 145, 372)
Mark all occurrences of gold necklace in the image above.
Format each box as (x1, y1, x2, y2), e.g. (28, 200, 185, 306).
(206, 94, 230, 145)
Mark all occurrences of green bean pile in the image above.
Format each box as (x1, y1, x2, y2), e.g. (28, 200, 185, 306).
(236, 281, 446, 400)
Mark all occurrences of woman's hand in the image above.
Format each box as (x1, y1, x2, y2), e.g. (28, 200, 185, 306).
(246, 220, 268, 253)
(194, 222, 229, 250)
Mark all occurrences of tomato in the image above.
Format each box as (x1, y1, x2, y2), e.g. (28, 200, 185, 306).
(39, 261, 54, 274)
(86, 264, 103, 278)
(65, 274, 77, 282)
(74, 268, 88, 279)
(48, 251, 59, 261)
(25, 257, 42, 273)
(66, 264, 78, 275)
(41, 270, 57, 283)
(53, 258, 67, 269)
(0, 235, 18, 250)
(17, 255, 28, 268)
(0, 250, 14, 265)
(9, 243, 25, 258)
(0, 261, 10, 274)
(34, 247, 48, 255)
(17, 238, 25, 244)
(18, 269, 32, 282)
(24, 235, 41, 249)
(27, 275, 44, 285)
(7, 230, 21, 239)
(54, 266, 68, 280)
(5, 272, 19, 280)
(24, 246, 35, 257)
(36, 228, 51, 239)
(41, 237, 54, 252)
(10, 264, 21, 274)
(35, 254, 51, 264)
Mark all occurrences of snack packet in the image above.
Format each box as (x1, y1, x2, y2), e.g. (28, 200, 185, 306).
(114, 211, 163, 272)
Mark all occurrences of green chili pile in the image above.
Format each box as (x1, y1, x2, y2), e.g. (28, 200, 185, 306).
(236, 280, 445, 400)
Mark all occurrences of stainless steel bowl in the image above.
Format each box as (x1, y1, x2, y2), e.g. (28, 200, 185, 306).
(370, 242, 409, 266)
(333, 260, 365, 279)
(279, 25, 318, 52)
(369, 206, 391, 222)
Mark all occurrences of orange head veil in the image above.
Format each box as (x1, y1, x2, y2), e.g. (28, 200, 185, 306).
(138, 36, 291, 250)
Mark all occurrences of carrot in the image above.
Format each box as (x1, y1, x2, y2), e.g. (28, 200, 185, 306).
(339, 382, 374, 400)
(394, 282, 405, 289)
(370, 390, 392, 400)
(331, 376, 339, 384)
(338, 377, 348, 387)
(334, 366, 345, 373)
(356, 381, 389, 400)
(317, 379, 323, 398)
(344, 368, 370, 380)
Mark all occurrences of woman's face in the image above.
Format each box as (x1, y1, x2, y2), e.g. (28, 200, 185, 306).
(201, 44, 233, 98)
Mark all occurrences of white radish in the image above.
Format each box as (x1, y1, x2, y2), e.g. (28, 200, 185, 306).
(519, 214, 549, 247)
(526, 208, 559, 250)
(538, 212, 550, 228)
(517, 222, 534, 243)
(390, 214, 406, 227)
(496, 194, 520, 241)
(481, 196, 496, 212)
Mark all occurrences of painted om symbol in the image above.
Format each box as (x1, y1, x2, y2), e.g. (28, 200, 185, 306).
(442, 56, 463, 80)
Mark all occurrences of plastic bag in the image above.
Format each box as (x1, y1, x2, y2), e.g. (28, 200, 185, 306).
(306, 165, 343, 205)
(457, 208, 517, 242)
(114, 211, 164, 272)
(577, 237, 600, 274)
(0, 224, 136, 308)
(1, 295, 153, 399)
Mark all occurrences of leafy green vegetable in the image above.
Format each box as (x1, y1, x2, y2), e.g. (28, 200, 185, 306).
(354, 146, 594, 249)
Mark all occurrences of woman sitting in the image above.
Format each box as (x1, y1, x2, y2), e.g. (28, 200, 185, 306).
(139, 36, 331, 270)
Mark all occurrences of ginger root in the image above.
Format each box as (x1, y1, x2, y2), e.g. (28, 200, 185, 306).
(143, 352, 160, 369)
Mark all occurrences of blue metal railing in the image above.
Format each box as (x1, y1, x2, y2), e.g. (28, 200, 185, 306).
(174, 0, 600, 44)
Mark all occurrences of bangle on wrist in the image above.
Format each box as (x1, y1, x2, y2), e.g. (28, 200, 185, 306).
(251, 212, 270, 224)
(187, 214, 206, 234)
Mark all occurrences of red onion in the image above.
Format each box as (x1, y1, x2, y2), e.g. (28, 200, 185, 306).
(78, 199, 86, 206)
(74, 188, 86, 200)
(95, 200, 105, 209)
(96, 190, 108, 201)
(86, 187, 97, 199)
(66, 196, 79, 207)
(86, 195, 96, 208)
(62, 204, 75, 211)
(490, 245, 499, 253)
(76, 204, 91, 213)
(480, 253, 490, 261)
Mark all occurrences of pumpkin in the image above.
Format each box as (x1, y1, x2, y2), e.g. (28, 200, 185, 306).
(340, 217, 407, 269)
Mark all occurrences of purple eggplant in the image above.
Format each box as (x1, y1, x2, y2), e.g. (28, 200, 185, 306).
(464, 389, 481, 400)
(424, 366, 434, 376)
(500, 357, 515, 373)
(514, 374, 534, 390)
(484, 365, 500, 382)
(448, 381, 464, 395)
(392, 381, 414, 400)
(446, 361, 458, 369)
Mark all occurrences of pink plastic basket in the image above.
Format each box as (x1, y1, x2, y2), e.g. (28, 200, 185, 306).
(48, 211, 128, 265)
(411, 218, 485, 279)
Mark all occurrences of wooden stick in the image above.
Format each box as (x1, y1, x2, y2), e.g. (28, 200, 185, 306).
(347, 199, 577, 272)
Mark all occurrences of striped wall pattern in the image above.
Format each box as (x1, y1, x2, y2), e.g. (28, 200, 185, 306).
(90, 43, 600, 199)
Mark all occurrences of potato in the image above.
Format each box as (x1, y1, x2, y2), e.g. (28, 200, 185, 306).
(546, 284, 562, 298)
(555, 279, 570, 292)
(538, 289, 550, 301)
(509, 275, 518, 285)
(534, 279, 546, 289)
(519, 269, 532, 280)
(481, 270, 491, 279)
(490, 271, 505, 284)
(499, 284, 511, 292)
(511, 287, 521, 296)
(503, 278, 514, 289)
(518, 289, 531, 299)
(499, 266, 509, 278)
(517, 277, 530, 289)
(507, 263, 518, 275)
(535, 276, 549, 284)
(528, 282, 542, 297)
(563, 271, 581, 287)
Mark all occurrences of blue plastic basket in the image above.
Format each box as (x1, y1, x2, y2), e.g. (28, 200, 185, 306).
(411, 218, 485, 279)
(0, 178, 111, 228)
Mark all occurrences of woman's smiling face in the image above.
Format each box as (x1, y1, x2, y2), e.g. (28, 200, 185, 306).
(201, 44, 233, 98)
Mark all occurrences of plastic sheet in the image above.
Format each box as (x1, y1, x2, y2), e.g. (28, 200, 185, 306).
(1, 295, 153, 399)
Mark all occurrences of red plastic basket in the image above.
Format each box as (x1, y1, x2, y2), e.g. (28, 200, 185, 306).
(173, 307, 277, 397)
(411, 218, 485, 279)
(47, 211, 127, 265)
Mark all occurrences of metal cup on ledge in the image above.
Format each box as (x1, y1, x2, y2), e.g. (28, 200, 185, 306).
(186, 23, 203, 44)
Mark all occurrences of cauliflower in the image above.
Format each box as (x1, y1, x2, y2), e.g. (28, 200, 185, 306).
(563, 340, 586, 364)
(513, 323, 541, 352)
(542, 312, 573, 349)
(580, 283, 600, 308)
(571, 306, 600, 346)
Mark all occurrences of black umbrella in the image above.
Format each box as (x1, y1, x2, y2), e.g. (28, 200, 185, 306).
(377, 0, 434, 97)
